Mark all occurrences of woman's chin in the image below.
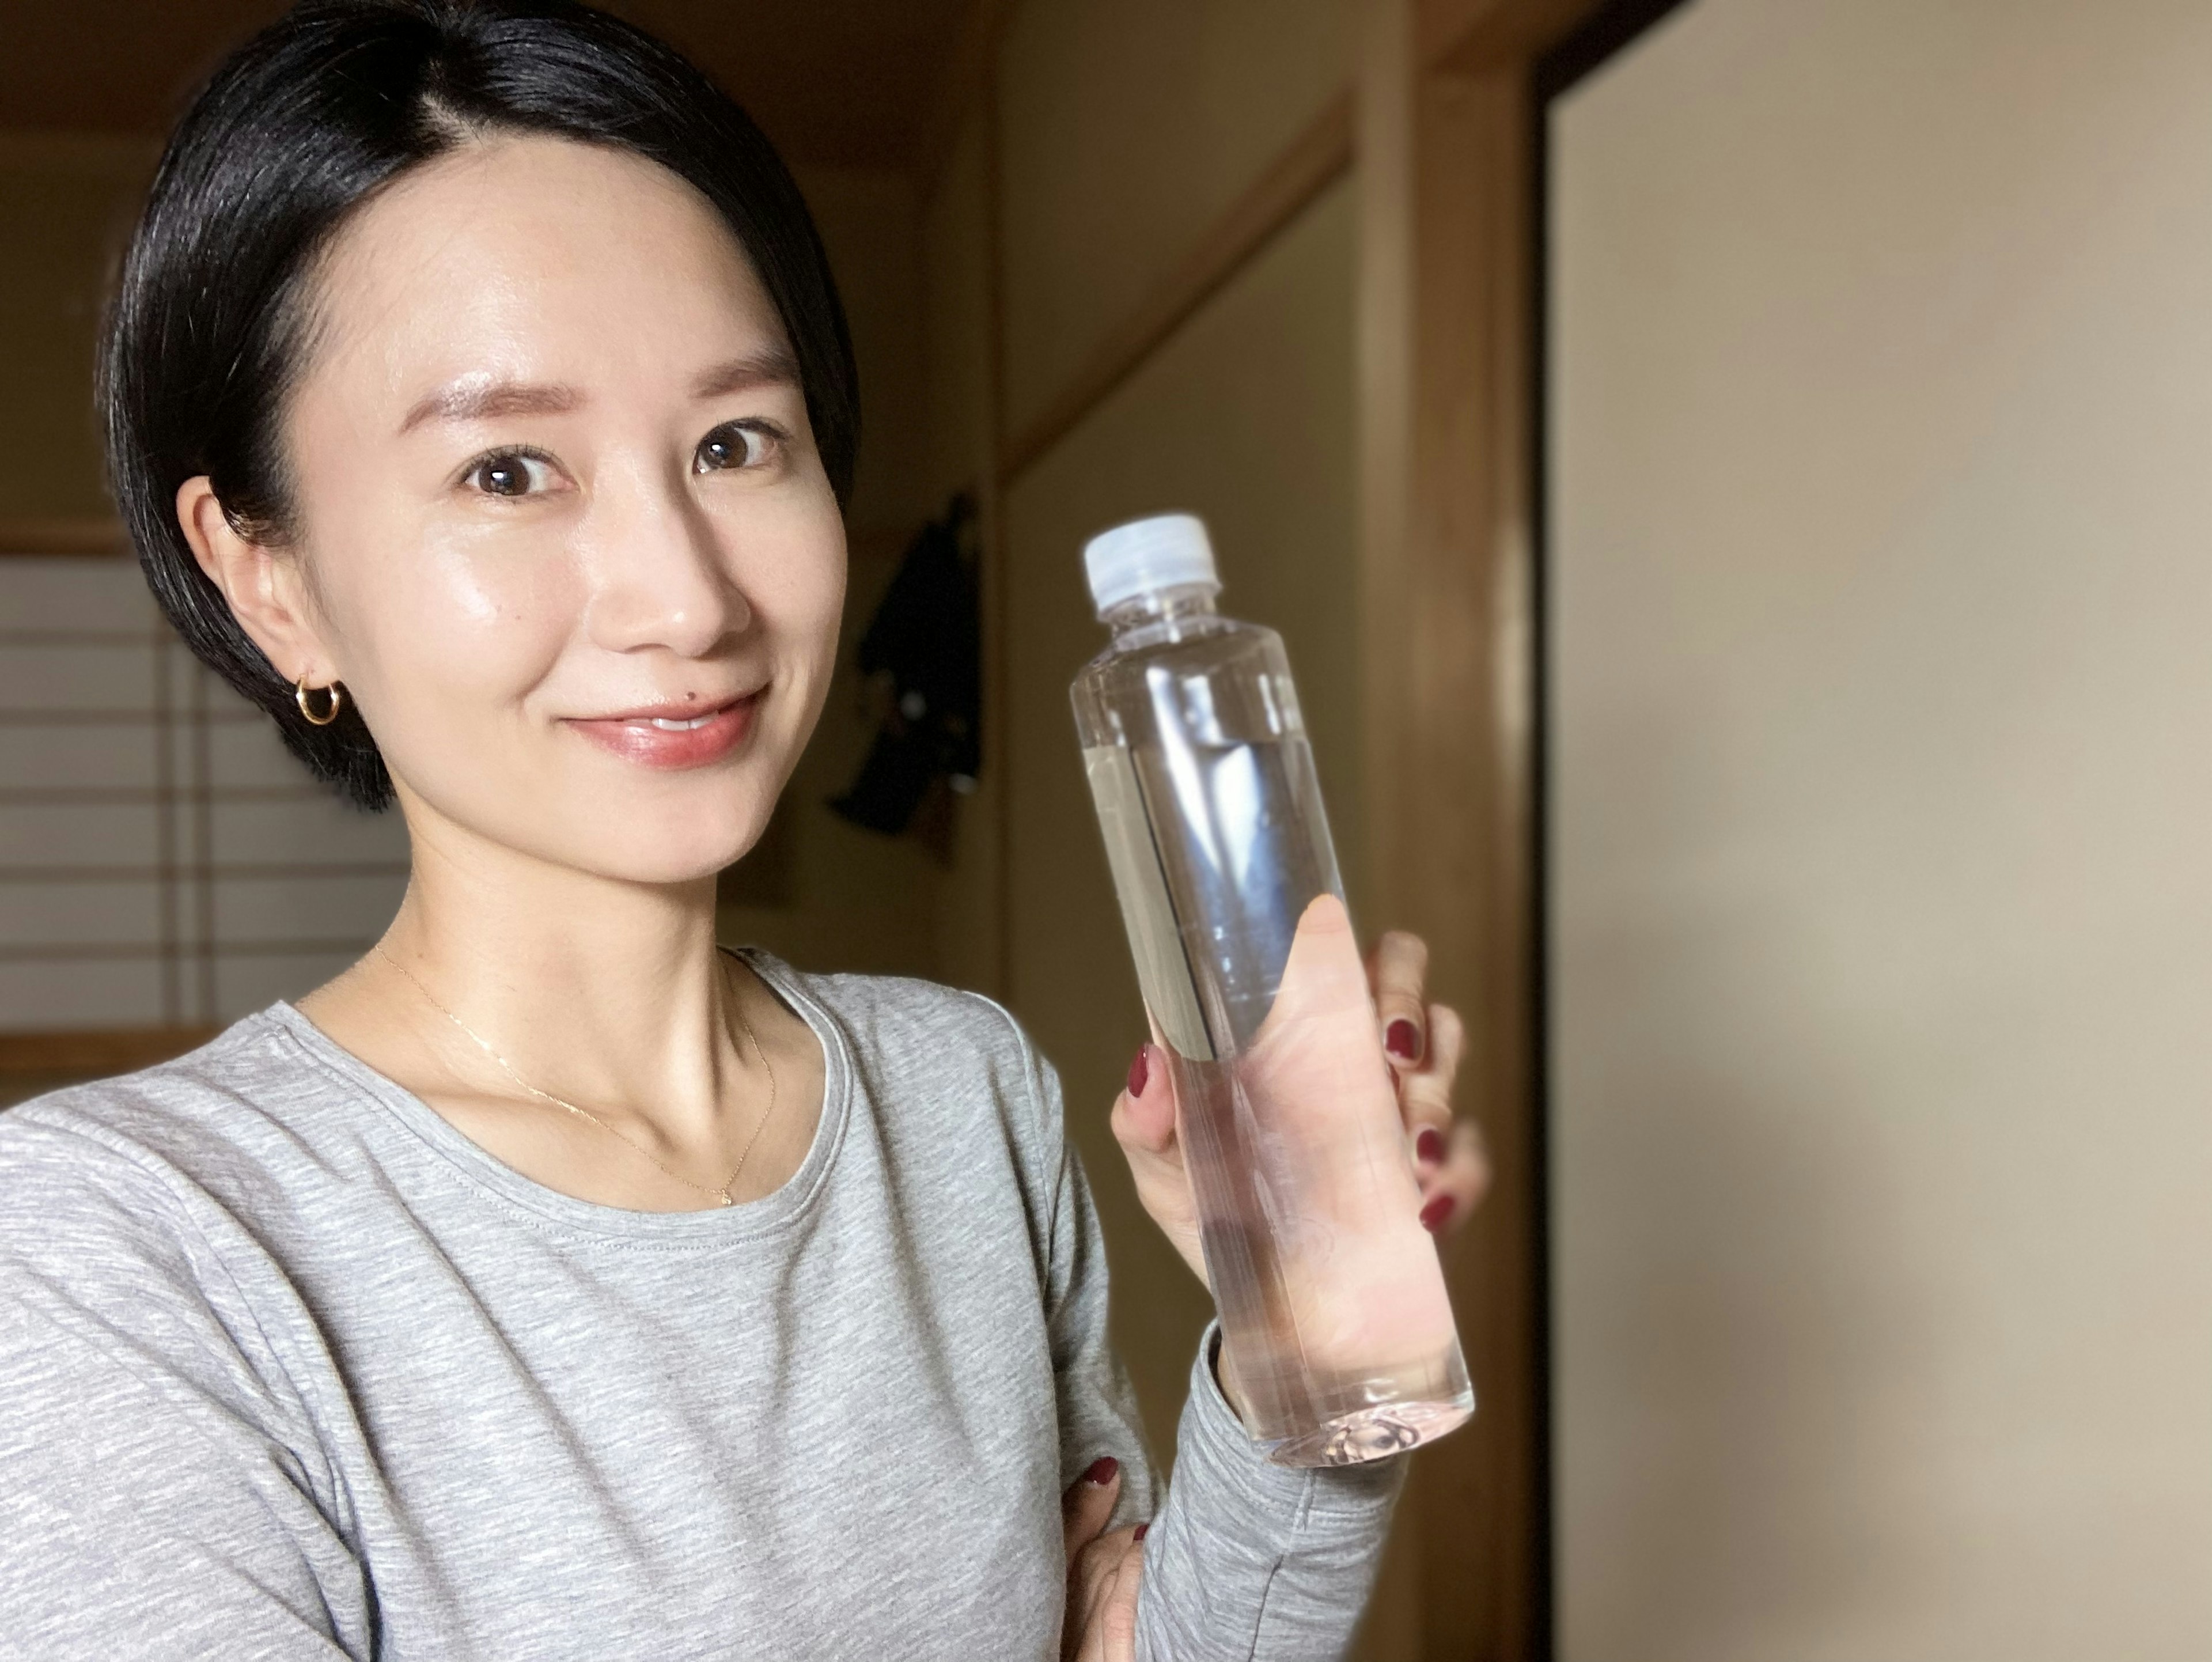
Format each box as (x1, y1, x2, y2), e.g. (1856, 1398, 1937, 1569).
(575, 815, 772, 889)
(451, 785, 773, 889)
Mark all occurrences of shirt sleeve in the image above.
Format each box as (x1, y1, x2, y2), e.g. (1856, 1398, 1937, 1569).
(1134, 1323, 1404, 1662)
(0, 1111, 370, 1661)
(1028, 1043, 1163, 1528)
(1027, 1048, 1406, 1661)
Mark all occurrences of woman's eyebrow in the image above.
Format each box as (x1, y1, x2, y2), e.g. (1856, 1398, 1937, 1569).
(399, 377, 582, 433)
(396, 349, 798, 435)
(690, 346, 801, 400)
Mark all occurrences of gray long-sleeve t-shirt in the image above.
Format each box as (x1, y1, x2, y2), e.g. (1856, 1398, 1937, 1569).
(0, 953, 1401, 1660)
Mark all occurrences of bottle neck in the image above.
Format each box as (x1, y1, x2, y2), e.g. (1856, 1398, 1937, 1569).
(1100, 582, 1221, 637)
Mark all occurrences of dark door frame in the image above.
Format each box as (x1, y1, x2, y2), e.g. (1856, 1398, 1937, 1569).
(1527, 2, 1698, 1655)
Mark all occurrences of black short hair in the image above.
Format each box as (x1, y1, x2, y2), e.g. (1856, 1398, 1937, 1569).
(101, 0, 858, 810)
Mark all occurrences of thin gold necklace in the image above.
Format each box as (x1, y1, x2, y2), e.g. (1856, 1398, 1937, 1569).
(373, 942, 778, 1209)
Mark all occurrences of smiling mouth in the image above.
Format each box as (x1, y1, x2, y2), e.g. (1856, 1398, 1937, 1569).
(567, 691, 764, 770)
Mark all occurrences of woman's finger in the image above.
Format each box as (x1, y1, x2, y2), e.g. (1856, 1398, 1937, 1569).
(1109, 1042, 1212, 1289)
(1072, 1529, 1146, 1662)
(1067, 1526, 1143, 1661)
(1061, 1456, 1122, 1570)
(1366, 931, 1430, 1070)
(1402, 1003, 1465, 1156)
(1417, 1119, 1491, 1237)
(1109, 1043, 1176, 1157)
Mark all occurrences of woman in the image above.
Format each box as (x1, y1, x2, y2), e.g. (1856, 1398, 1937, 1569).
(0, 3, 1489, 1657)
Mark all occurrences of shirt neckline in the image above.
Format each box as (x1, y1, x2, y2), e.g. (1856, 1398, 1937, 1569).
(263, 946, 853, 1247)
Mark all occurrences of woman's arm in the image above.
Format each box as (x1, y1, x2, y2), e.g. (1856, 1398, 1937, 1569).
(0, 1112, 368, 1660)
(1135, 1326, 1405, 1661)
(1029, 1059, 1160, 1532)
(1033, 1062, 1404, 1661)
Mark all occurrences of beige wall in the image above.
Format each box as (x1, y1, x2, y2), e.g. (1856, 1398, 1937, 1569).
(1550, 1, 2212, 1655)
(994, 0, 1346, 436)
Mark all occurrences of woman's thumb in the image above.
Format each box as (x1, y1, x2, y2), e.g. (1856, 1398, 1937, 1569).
(1062, 1456, 1122, 1567)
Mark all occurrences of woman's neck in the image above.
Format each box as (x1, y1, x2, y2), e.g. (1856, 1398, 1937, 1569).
(303, 785, 760, 1156)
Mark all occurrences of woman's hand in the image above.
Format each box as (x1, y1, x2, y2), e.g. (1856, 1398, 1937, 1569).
(1366, 930, 1492, 1239)
(1108, 928, 1491, 1290)
(1062, 1458, 1145, 1661)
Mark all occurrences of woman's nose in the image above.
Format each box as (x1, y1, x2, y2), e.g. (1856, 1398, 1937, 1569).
(581, 461, 752, 657)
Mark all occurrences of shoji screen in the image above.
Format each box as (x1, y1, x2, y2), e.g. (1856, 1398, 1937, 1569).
(1, 555, 408, 1033)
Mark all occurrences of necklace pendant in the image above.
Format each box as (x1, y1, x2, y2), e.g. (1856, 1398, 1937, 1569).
(718, 1191, 734, 1207)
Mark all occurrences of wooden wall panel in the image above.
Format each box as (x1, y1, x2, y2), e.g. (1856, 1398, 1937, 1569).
(1357, 0, 1604, 1654)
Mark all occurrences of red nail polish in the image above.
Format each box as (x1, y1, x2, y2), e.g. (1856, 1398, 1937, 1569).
(1133, 1523, 1150, 1541)
(1127, 1046, 1150, 1098)
(1084, 1455, 1119, 1486)
(1385, 1019, 1422, 1062)
(1416, 1127, 1446, 1165)
(1420, 1194, 1456, 1234)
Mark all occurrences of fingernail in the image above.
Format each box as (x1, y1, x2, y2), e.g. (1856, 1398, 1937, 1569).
(1416, 1127, 1446, 1165)
(1385, 1019, 1422, 1062)
(1133, 1523, 1150, 1541)
(1421, 1194, 1456, 1234)
(1084, 1455, 1119, 1486)
(1127, 1045, 1150, 1098)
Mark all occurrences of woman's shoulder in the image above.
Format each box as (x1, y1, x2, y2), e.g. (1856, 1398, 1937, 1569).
(0, 1020, 330, 1461)
(0, 1009, 324, 1230)
(749, 955, 1070, 1169)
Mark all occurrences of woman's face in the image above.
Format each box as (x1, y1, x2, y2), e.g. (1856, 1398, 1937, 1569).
(274, 135, 844, 884)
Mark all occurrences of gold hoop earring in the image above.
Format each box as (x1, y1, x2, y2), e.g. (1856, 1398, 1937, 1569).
(295, 677, 343, 727)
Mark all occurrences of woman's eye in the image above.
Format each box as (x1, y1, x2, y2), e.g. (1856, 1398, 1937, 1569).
(465, 450, 558, 498)
(694, 422, 779, 474)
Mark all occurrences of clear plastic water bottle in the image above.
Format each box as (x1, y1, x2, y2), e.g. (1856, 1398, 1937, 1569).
(1070, 513, 1474, 1467)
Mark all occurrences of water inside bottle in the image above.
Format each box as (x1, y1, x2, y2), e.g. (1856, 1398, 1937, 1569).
(1084, 729, 1473, 1464)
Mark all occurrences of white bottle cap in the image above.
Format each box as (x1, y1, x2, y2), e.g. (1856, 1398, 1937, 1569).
(1082, 513, 1221, 615)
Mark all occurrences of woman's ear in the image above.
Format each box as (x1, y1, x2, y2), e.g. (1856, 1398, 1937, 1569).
(176, 475, 335, 684)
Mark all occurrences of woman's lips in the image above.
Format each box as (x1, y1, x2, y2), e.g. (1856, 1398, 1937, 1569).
(566, 694, 761, 770)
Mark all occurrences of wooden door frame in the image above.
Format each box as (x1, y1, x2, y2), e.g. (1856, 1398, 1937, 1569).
(1354, 1, 1689, 1654)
